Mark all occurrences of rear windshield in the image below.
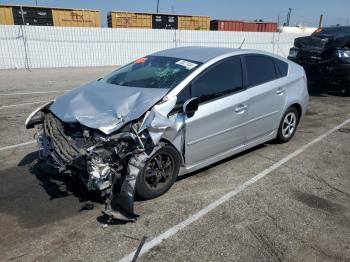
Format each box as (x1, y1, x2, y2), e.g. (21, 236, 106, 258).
(101, 56, 201, 89)
(313, 26, 350, 37)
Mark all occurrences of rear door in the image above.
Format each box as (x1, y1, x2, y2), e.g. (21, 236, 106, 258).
(184, 56, 249, 165)
(243, 55, 287, 143)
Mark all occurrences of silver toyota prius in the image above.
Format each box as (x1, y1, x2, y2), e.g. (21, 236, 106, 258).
(26, 47, 309, 221)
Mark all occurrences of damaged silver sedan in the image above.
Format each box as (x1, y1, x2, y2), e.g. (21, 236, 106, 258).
(25, 47, 309, 221)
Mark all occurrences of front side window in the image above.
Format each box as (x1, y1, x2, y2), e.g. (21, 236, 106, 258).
(245, 55, 277, 87)
(101, 56, 201, 90)
(169, 86, 191, 115)
(191, 57, 244, 102)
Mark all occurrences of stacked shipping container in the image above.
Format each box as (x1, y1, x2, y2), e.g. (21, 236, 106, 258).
(108, 11, 210, 30)
(0, 4, 100, 27)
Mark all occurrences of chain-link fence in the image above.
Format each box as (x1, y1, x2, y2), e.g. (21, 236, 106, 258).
(0, 25, 310, 69)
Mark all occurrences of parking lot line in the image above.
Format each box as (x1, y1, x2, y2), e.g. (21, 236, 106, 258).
(0, 141, 36, 152)
(118, 116, 350, 262)
(0, 90, 69, 96)
(0, 101, 46, 110)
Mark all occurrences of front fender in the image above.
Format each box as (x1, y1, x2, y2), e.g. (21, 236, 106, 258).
(25, 101, 54, 129)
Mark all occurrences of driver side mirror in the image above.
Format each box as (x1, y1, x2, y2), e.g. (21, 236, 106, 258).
(183, 97, 199, 117)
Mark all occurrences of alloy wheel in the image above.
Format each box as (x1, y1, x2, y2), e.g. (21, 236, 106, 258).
(282, 112, 297, 138)
(144, 153, 175, 191)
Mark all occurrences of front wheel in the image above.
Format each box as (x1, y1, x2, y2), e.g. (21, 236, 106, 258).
(135, 144, 181, 200)
(276, 107, 299, 143)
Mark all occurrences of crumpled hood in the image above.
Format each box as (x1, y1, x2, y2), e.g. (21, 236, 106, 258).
(294, 34, 350, 52)
(49, 80, 169, 134)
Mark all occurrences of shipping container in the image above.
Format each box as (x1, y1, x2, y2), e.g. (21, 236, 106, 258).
(52, 8, 100, 27)
(0, 5, 14, 25)
(152, 14, 177, 29)
(12, 6, 53, 26)
(178, 15, 210, 30)
(0, 4, 100, 27)
(108, 11, 209, 30)
(210, 20, 244, 31)
(210, 19, 277, 32)
(256, 22, 278, 32)
(108, 11, 152, 29)
(242, 22, 259, 32)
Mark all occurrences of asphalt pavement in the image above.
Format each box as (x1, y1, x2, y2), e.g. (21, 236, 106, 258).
(0, 67, 349, 262)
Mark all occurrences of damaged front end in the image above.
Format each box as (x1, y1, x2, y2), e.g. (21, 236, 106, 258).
(25, 83, 182, 222)
(32, 110, 152, 221)
(288, 27, 350, 88)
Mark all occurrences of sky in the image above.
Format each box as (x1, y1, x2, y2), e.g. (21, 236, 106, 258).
(2, 0, 349, 27)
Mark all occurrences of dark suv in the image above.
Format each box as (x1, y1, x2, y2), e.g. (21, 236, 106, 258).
(288, 26, 350, 94)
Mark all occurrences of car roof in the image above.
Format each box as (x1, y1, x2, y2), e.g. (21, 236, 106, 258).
(152, 46, 239, 63)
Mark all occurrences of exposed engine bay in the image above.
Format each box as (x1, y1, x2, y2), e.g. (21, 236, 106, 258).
(26, 80, 183, 222)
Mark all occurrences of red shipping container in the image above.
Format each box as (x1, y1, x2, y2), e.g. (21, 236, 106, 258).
(242, 22, 259, 32)
(210, 20, 244, 31)
(257, 22, 277, 32)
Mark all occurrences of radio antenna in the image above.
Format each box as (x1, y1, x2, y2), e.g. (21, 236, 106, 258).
(238, 38, 245, 49)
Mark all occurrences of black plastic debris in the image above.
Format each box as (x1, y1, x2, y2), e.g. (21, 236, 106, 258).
(79, 203, 94, 211)
(132, 236, 148, 262)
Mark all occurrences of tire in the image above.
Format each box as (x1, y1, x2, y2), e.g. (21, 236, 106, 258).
(135, 144, 181, 200)
(276, 107, 299, 143)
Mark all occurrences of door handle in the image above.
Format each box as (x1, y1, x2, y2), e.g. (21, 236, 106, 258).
(235, 104, 247, 113)
(276, 87, 285, 95)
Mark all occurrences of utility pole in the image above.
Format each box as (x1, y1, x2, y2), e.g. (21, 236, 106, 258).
(318, 14, 324, 28)
(286, 8, 292, 26)
(156, 0, 160, 13)
(35, 0, 38, 6)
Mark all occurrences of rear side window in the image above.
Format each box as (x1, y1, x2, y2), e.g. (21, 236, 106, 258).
(191, 57, 243, 101)
(245, 55, 277, 87)
(274, 58, 289, 77)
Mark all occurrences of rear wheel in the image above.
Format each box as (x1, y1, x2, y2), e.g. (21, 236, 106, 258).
(135, 144, 181, 200)
(276, 107, 299, 143)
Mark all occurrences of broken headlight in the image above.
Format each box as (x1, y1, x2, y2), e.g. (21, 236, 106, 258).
(25, 101, 54, 129)
(289, 48, 299, 58)
(336, 49, 350, 59)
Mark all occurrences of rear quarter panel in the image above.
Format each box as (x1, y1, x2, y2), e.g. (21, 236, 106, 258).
(283, 61, 309, 120)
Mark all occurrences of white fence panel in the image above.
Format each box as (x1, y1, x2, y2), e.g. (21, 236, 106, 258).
(0, 25, 310, 69)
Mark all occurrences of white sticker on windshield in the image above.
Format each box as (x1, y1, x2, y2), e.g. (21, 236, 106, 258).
(176, 60, 198, 70)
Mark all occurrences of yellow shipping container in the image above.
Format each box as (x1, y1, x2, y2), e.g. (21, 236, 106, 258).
(52, 8, 100, 27)
(0, 5, 14, 25)
(108, 11, 152, 29)
(178, 15, 210, 30)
